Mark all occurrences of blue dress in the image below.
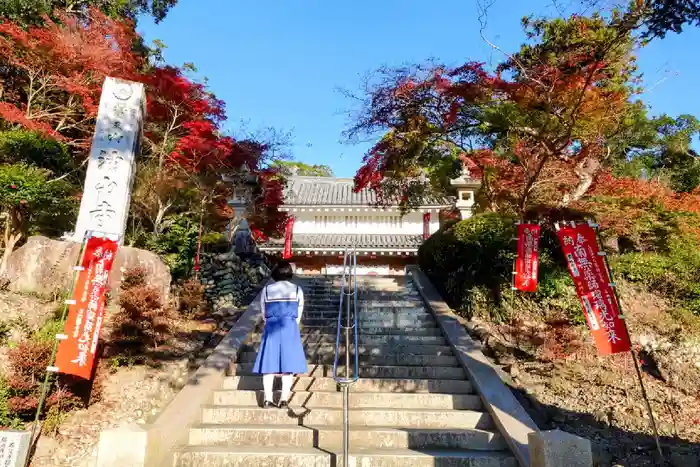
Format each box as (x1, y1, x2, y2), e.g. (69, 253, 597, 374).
(253, 281, 308, 374)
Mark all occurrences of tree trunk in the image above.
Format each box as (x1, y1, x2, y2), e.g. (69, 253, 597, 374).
(153, 198, 173, 235)
(0, 209, 22, 276)
(560, 157, 601, 207)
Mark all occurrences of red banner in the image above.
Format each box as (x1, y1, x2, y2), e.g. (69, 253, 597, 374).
(55, 236, 119, 379)
(515, 224, 540, 292)
(423, 212, 431, 240)
(557, 223, 631, 355)
(282, 216, 295, 259)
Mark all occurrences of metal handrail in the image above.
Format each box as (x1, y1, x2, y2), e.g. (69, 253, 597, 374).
(332, 246, 359, 467)
(332, 246, 359, 383)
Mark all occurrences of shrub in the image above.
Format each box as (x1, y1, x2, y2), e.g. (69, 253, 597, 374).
(105, 267, 173, 362)
(613, 234, 700, 315)
(420, 212, 585, 323)
(200, 232, 230, 253)
(176, 279, 208, 318)
(138, 214, 199, 280)
(420, 208, 700, 332)
(419, 213, 518, 316)
(0, 335, 87, 428)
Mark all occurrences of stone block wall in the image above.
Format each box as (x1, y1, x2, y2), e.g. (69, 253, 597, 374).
(200, 252, 270, 312)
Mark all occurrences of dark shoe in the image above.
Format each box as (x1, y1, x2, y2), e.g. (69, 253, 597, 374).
(278, 400, 289, 409)
(263, 400, 274, 409)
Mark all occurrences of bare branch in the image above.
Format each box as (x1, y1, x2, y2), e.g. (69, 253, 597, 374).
(47, 157, 89, 183)
(475, 0, 547, 88)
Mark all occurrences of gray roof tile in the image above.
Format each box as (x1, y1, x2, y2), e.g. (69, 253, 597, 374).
(284, 176, 450, 207)
(259, 234, 423, 251)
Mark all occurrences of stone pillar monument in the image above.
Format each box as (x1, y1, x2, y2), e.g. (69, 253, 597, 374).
(72, 77, 146, 243)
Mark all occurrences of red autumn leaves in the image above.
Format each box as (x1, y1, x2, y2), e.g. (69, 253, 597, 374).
(0, 8, 287, 236)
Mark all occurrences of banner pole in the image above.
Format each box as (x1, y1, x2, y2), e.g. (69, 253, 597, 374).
(510, 221, 520, 310)
(26, 231, 90, 467)
(588, 220, 664, 461)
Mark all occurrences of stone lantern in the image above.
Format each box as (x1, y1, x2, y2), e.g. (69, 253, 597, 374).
(450, 166, 481, 220)
(224, 163, 259, 240)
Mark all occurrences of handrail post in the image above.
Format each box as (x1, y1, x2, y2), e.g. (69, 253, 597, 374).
(345, 272, 351, 379)
(333, 246, 359, 467)
(342, 382, 349, 466)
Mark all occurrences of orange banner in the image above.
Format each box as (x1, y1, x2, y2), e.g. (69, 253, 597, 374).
(514, 224, 540, 292)
(55, 236, 119, 379)
(557, 223, 631, 355)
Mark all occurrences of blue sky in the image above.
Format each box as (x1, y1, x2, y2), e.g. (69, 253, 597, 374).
(138, 0, 699, 178)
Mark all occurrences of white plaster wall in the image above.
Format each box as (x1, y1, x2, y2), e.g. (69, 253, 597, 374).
(288, 209, 440, 236)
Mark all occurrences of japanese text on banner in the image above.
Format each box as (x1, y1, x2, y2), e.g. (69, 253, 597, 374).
(557, 224, 631, 355)
(55, 236, 119, 379)
(515, 224, 540, 292)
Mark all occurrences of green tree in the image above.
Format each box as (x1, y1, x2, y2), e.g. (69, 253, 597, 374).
(271, 160, 334, 177)
(0, 130, 77, 180)
(614, 114, 700, 192)
(0, 163, 76, 273)
(0, 0, 178, 25)
(635, 0, 700, 39)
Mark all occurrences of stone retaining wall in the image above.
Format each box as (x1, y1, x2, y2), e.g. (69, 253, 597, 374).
(199, 252, 270, 311)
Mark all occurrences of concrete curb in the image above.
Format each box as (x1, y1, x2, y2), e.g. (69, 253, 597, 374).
(96, 280, 270, 467)
(407, 266, 539, 467)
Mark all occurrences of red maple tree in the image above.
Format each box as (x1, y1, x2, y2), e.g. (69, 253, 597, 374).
(247, 167, 288, 237)
(0, 9, 287, 239)
(0, 8, 143, 147)
(138, 66, 288, 236)
(578, 171, 700, 239)
(349, 15, 638, 217)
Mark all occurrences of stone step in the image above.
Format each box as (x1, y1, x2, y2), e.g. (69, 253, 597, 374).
(304, 308, 429, 316)
(298, 330, 442, 342)
(301, 318, 432, 326)
(174, 446, 329, 467)
(333, 354, 460, 367)
(238, 351, 459, 367)
(212, 390, 482, 410)
(175, 446, 518, 467)
(305, 293, 419, 300)
(304, 308, 431, 316)
(201, 406, 494, 429)
(231, 363, 465, 380)
(301, 325, 444, 337)
(189, 424, 506, 451)
(343, 448, 517, 467)
(302, 313, 435, 322)
(305, 300, 422, 307)
(222, 376, 475, 394)
(247, 334, 447, 346)
(305, 293, 421, 299)
(301, 317, 437, 328)
(305, 292, 421, 300)
(239, 343, 455, 357)
(188, 424, 315, 448)
(303, 281, 415, 288)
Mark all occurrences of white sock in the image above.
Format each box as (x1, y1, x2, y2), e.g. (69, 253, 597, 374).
(263, 374, 275, 402)
(280, 374, 293, 402)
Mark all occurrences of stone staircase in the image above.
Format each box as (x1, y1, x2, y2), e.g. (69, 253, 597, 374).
(173, 275, 517, 466)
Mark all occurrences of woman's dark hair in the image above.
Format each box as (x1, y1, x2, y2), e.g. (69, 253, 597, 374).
(271, 260, 294, 281)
